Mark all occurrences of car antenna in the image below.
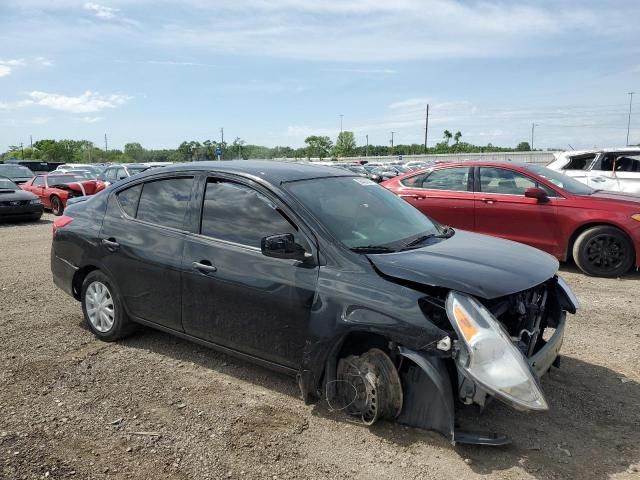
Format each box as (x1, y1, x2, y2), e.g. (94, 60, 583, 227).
(567, 144, 575, 150)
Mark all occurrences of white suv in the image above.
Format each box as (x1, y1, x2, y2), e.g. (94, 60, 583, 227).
(547, 148, 640, 193)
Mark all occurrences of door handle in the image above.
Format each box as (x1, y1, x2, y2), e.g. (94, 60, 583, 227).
(398, 194, 425, 200)
(101, 238, 120, 252)
(192, 261, 217, 274)
(481, 198, 497, 204)
(591, 177, 606, 183)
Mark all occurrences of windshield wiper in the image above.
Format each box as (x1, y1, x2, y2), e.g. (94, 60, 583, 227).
(350, 245, 396, 253)
(401, 227, 455, 250)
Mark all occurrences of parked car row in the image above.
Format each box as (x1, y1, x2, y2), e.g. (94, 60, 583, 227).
(0, 162, 172, 219)
(51, 160, 577, 445)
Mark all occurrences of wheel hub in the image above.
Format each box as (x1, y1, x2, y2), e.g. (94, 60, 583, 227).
(335, 349, 403, 425)
(85, 281, 115, 333)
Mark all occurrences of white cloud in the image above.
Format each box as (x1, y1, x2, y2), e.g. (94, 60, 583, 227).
(0, 59, 26, 78)
(83, 2, 140, 26)
(0, 57, 52, 78)
(84, 2, 119, 19)
(34, 56, 54, 67)
(80, 116, 103, 123)
(26, 90, 132, 113)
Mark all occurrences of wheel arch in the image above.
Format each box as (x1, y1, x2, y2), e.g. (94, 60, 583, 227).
(567, 221, 636, 263)
(71, 264, 100, 300)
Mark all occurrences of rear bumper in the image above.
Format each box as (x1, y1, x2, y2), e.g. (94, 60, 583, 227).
(529, 312, 566, 378)
(51, 248, 78, 298)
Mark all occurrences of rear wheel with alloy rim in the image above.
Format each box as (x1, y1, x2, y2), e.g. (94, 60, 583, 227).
(81, 270, 135, 341)
(573, 226, 634, 277)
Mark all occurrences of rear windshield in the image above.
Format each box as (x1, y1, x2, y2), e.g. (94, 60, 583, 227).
(0, 165, 34, 177)
(128, 166, 148, 175)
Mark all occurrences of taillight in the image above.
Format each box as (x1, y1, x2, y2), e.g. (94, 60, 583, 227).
(52, 215, 73, 236)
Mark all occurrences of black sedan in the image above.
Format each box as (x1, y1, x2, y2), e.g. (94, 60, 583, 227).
(0, 164, 36, 184)
(0, 176, 43, 221)
(50, 161, 577, 445)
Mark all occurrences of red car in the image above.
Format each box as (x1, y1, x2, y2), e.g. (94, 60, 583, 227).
(21, 174, 106, 216)
(382, 161, 640, 277)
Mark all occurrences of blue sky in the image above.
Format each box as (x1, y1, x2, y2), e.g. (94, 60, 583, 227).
(1, 0, 639, 151)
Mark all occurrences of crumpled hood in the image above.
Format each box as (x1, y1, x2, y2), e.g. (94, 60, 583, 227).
(367, 230, 559, 299)
(54, 180, 105, 195)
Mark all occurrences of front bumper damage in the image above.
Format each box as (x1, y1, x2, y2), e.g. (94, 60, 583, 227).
(396, 312, 566, 446)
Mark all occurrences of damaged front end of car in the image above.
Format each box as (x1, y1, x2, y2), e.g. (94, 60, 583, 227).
(320, 276, 577, 446)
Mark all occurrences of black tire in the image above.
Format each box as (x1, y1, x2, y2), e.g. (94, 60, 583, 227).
(81, 270, 135, 341)
(50, 196, 63, 216)
(572, 226, 634, 277)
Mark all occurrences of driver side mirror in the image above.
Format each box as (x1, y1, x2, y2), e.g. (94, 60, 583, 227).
(524, 187, 549, 202)
(261, 233, 308, 261)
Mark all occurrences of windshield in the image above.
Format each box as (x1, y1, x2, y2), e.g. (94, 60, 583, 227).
(0, 165, 34, 177)
(0, 178, 18, 190)
(524, 164, 595, 195)
(285, 176, 440, 250)
(48, 175, 78, 185)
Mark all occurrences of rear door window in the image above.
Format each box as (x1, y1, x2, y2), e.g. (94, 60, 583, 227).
(116, 184, 143, 217)
(420, 167, 471, 191)
(136, 177, 194, 229)
(200, 179, 301, 248)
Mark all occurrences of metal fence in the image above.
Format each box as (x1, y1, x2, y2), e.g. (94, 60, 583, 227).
(295, 151, 559, 165)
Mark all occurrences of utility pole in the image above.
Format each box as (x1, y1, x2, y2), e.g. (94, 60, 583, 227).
(30, 135, 33, 149)
(627, 92, 635, 146)
(104, 133, 108, 152)
(531, 123, 538, 151)
(424, 104, 429, 153)
(220, 128, 224, 160)
(390, 131, 395, 150)
(20, 142, 24, 159)
(365, 134, 369, 157)
(339, 114, 344, 133)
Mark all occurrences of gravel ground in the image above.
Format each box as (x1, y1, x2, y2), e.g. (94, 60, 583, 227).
(1, 213, 639, 480)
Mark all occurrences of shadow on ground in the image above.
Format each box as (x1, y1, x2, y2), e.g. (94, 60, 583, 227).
(107, 320, 639, 479)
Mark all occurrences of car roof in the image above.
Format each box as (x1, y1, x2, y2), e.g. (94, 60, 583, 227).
(141, 160, 353, 184)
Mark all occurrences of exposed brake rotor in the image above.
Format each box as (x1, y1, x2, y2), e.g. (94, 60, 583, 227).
(336, 348, 403, 425)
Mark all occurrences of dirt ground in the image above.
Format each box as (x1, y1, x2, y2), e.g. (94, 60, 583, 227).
(1, 213, 639, 480)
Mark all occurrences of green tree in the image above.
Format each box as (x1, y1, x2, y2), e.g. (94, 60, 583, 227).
(124, 142, 145, 161)
(454, 131, 462, 144)
(334, 131, 356, 158)
(232, 137, 246, 159)
(516, 141, 531, 151)
(304, 135, 333, 160)
(443, 130, 453, 145)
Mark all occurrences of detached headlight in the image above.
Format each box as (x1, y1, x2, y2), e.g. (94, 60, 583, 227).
(446, 291, 548, 411)
(30, 198, 42, 205)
